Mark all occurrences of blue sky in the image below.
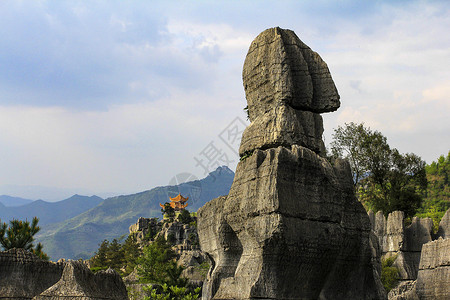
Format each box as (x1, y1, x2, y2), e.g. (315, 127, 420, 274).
(0, 0, 449, 200)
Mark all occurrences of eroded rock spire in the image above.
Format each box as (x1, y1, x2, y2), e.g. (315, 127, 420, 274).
(197, 27, 386, 300)
(240, 27, 340, 157)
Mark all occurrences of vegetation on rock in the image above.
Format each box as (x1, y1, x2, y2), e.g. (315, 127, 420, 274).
(0, 216, 48, 260)
(137, 235, 187, 287)
(381, 255, 399, 293)
(144, 284, 201, 300)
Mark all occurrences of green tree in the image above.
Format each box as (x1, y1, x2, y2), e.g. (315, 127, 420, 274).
(91, 240, 110, 272)
(177, 209, 192, 224)
(161, 203, 175, 220)
(144, 284, 201, 300)
(381, 255, 399, 293)
(137, 236, 186, 287)
(331, 122, 427, 217)
(416, 151, 450, 231)
(0, 217, 49, 260)
(90, 235, 141, 276)
(122, 234, 142, 275)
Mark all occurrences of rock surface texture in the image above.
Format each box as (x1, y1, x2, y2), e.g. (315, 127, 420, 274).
(388, 237, 450, 300)
(369, 211, 437, 281)
(0, 248, 127, 300)
(197, 27, 386, 300)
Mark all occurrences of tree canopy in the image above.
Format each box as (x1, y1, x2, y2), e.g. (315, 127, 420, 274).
(416, 151, 450, 231)
(0, 217, 48, 260)
(330, 122, 427, 218)
(137, 235, 187, 287)
(90, 234, 141, 275)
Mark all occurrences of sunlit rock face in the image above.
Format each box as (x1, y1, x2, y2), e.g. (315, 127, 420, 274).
(197, 27, 386, 300)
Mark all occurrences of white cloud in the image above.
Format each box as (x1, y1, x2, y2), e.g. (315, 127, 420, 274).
(0, 1, 449, 199)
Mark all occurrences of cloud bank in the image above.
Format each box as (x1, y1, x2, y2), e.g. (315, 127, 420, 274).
(0, 1, 448, 200)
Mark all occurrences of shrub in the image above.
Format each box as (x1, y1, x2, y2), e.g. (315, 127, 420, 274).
(381, 255, 399, 292)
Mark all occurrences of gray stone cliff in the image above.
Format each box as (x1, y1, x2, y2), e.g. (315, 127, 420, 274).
(0, 248, 127, 300)
(0, 248, 64, 299)
(386, 208, 450, 300)
(197, 27, 386, 300)
(436, 208, 449, 239)
(369, 210, 437, 281)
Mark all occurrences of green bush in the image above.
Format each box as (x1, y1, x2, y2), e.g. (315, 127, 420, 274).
(381, 255, 399, 292)
(144, 284, 201, 300)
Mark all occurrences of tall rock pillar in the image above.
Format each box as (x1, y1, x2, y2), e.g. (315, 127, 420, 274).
(197, 27, 386, 300)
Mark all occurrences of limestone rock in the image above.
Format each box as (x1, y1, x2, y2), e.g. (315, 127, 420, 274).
(239, 104, 325, 156)
(0, 248, 127, 300)
(387, 280, 418, 300)
(242, 27, 340, 122)
(370, 211, 434, 280)
(198, 146, 386, 299)
(414, 238, 450, 299)
(0, 248, 64, 299)
(436, 208, 450, 238)
(198, 27, 384, 300)
(384, 211, 405, 255)
(129, 217, 161, 243)
(240, 27, 339, 157)
(34, 261, 128, 300)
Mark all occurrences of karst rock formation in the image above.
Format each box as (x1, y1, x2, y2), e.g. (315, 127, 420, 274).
(197, 27, 387, 299)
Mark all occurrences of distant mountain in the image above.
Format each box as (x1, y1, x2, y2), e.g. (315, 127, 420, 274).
(0, 195, 34, 207)
(0, 195, 104, 226)
(36, 166, 234, 260)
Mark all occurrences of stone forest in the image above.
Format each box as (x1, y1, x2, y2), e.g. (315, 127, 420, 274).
(0, 28, 448, 299)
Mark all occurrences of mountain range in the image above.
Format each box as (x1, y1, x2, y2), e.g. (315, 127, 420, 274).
(34, 166, 234, 260)
(0, 195, 103, 226)
(0, 195, 34, 207)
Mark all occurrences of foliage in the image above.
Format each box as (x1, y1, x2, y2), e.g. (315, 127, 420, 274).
(243, 105, 249, 121)
(167, 233, 176, 245)
(90, 234, 141, 276)
(0, 217, 49, 260)
(240, 150, 254, 161)
(161, 203, 175, 220)
(381, 255, 399, 293)
(137, 235, 187, 287)
(416, 151, 450, 231)
(177, 209, 193, 224)
(195, 261, 210, 279)
(331, 122, 427, 218)
(144, 284, 201, 300)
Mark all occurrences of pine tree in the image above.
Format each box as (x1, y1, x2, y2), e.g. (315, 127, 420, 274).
(0, 217, 49, 260)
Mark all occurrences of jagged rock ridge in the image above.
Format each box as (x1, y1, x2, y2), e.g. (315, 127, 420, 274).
(197, 27, 386, 300)
(0, 248, 127, 300)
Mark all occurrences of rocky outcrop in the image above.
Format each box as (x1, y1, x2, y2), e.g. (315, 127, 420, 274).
(437, 208, 450, 238)
(197, 27, 385, 300)
(239, 26, 340, 157)
(388, 237, 450, 300)
(414, 237, 450, 299)
(129, 217, 162, 243)
(178, 250, 209, 287)
(370, 211, 434, 280)
(129, 217, 199, 252)
(0, 248, 64, 299)
(158, 221, 199, 251)
(0, 248, 127, 300)
(34, 261, 127, 300)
